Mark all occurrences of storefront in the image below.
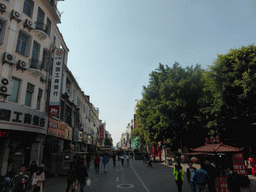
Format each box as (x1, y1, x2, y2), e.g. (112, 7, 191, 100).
(0, 103, 48, 176)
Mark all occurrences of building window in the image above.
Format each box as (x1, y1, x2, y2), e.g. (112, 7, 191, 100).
(45, 18, 51, 36)
(16, 30, 31, 56)
(0, 17, 7, 45)
(30, 41, 41, 69)
(36, 7, 45, 31)
(8, 78, 20, 103)
(36, 88, 42, 110)
(41, 49, 48, 70)
(25, 83, 34, 107)
(23, 0, 34, 18)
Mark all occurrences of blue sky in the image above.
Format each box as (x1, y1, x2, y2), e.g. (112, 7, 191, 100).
(57, 0, 256, 145)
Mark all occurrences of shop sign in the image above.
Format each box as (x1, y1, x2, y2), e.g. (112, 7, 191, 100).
(0, 131, 9, 137)
(74, 128, 79, 142)
(217, 177, 229, 191)
(0, 103, 48, 134)
(48, 117, 58, 136)
(232, 152, 246, 175)
(99, 125, 104, 140)
(49, 49, 64, 116)
(65, 126, 73, 140)
(57, 121, 66, 139)
(79, 131, 82, 142)
(82, 132, 87, 142)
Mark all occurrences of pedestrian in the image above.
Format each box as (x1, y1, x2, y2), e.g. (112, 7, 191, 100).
(203, 157, 216, 192)
(193, 162, 211, 192)
(112, 153, 116, 167)
(76, 159, 89, 192)
(227, 166, 240, 192)
(66, 162, 77, 192)
(147, 154, 152, 168)
(248, 156, 256, 176)
(102, 154, 109, 173)
(94, 155, 101, 173)
(144, 153, 149, 164)
(173, 162, 184, 192)
(126, 153, 130, 165)
(1, 171, 13, 192)
(186, 162, 197, 192)
(29, 161, 38, 179)
(86, 154, 91, 169)
(31, 167, 45, 192)
(39, 162, 45, 173)
(12, 164, 30, 192)
(120, 154, 124, 166)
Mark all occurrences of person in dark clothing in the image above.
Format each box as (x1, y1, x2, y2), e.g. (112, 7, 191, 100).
(94, 155, 101, 173)
(203, 158, 216, 192)
(76, 159, 89, 192)
(186, 162, 197, 192)
(227, 166, 240, 192)
(86, 154, 91, 169)
(147, 154, 152, 167)
(29, 161, 38, 178)
(66, 162, 77, 192)
(12, 165, 30, 192)
(112, 153, 116, 167)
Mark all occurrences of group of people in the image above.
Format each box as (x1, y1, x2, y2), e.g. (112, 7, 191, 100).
(0, 161, 45, 192)
(173, 157, 250, 192)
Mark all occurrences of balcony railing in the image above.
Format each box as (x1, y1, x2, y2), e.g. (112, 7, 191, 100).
(29, 59, 42, 71)
(47, 0, 61, 20)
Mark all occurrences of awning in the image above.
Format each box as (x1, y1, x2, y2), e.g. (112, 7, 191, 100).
(183, 152, 215, 156)
(190, 142, 244, 153)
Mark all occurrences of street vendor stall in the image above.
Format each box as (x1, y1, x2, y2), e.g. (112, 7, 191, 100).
(191, 141, 249, 192)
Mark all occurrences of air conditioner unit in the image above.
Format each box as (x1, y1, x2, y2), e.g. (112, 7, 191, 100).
(0, 77, 13, 96)
(0, 3, 7, 13)
(11, 10, 22, 22)
(17, 60, 28, 69)
(2, 52, 16, 65)
(24, 19, 34, 30)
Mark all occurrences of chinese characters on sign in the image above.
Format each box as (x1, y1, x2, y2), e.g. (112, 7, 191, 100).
(48, 117, 66, 139)
(99, 125, 104, 140)
(0, 103, 48, 134)
(232, 153, 246, 175)
(49, 49, 64, 116)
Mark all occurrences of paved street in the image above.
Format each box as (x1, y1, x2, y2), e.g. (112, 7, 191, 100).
(44, 159, 256, 192)
(44, 158, 191, 192)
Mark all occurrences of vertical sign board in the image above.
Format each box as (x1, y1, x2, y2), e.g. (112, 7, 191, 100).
(99, 125, 104, 140)
(49, 49, 64, 116)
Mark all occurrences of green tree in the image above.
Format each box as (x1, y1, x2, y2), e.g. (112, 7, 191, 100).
(104, 137, 113, 146)
(201, 44, 256, 132)
(136, 63, 206, 150)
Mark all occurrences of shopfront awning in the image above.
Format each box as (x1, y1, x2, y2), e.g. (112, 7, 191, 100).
(190, 142, 244, 153)
(183, 152, 215, 156)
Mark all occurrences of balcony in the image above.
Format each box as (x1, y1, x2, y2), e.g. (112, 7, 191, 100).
(28, 59, 44, 77)
(33, 22, 48, 40)
(41, 0, 61, 23)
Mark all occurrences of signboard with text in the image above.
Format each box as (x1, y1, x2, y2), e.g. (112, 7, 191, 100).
(99, 125, 104, 140)
(0, 103, 48, 134)
(232, 153, 246, 175)
(57, 121, 66, 139)
(74, 128, 79, 142)
(49, 49, 64, 116)
(65, 126, 72, 140)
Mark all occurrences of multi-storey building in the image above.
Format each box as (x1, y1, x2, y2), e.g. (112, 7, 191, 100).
(0, 0, 101, 176)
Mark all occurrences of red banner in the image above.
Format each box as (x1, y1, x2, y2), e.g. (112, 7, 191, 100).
(232, 153, 246, 175)
(99, 125, 104, 140)
(49, 106, 59, 116)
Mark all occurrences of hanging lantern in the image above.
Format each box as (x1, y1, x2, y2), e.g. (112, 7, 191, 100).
(191, 156, 198, 163)
(180, 155, 186, 161)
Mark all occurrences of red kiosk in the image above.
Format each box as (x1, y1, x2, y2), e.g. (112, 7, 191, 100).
(191, 141, 249, 192)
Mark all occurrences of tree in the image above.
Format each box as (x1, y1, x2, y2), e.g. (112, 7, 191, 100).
(104, 137, 113, 146)
(136, 63, 206, 150)
(201, 44, 256, 133)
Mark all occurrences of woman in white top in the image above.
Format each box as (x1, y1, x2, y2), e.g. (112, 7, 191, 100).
(31, 167, 45, 192)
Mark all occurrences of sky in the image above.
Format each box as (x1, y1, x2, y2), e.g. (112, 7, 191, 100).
(57, 0, 256, 146)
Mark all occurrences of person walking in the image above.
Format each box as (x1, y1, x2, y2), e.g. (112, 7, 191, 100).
(94, 155, 101, 173)
(120, 153, 124, 166)
(86, 154, 91, 169)
(12, 165, 30, 192)
(102, 154, 109, 173)
(29, 161, 38, 179)
(203, 158, 216, 192)
(126, 153, 130, 165)
(227, 166, 240, 192)
(248, 156, 256, 176)
(147, 154, 152, 168)
(173, 162, 184, 192)
(76, 159, 89, 192)
(112, 153, 116, 167)
(186, 162, 197, 192)
(144, 153, 149, 164)
(193, 163, 211, 192)
(66, 162, 77, 192)
(1, 171, 13, 192)
(31, 167, 45, 192)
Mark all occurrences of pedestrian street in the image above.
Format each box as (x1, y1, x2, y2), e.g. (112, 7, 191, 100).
(44, 158, 194, 192)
